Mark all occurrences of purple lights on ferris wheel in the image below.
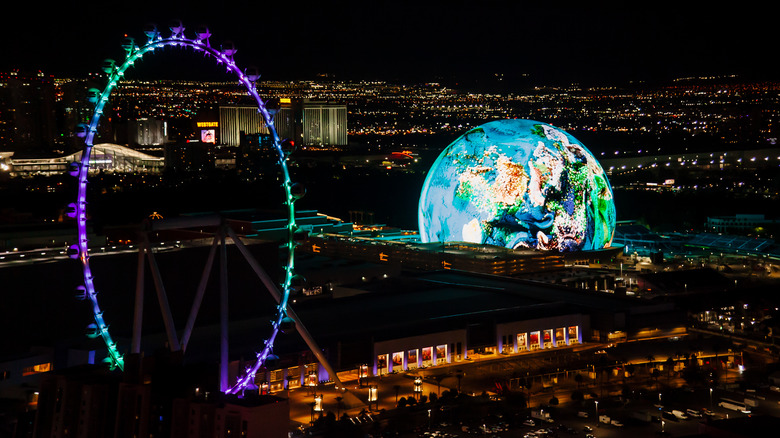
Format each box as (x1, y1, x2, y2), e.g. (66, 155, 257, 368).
(73, 23, 298, 393)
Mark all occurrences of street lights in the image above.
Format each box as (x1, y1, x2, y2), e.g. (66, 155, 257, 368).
(414, 376, 423, 401)
(368, 385, 378, 411)
(710, 387, 713, 410)
(306, 370, 317, 395)
(595, 400, 599, 426)
(359, 364, 368, 388)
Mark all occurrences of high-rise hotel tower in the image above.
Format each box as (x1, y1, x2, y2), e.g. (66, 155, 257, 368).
(219, 99, 347, 147)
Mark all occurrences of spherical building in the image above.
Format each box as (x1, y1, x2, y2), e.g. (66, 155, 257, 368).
(418, 119, 616, 252)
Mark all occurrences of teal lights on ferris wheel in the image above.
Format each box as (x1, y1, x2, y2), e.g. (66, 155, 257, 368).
(73, 22, 298, 393)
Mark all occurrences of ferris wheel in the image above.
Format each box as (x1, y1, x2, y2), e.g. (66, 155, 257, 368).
(68, 22, 319, 395)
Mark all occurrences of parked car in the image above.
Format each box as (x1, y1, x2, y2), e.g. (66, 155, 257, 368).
(672, 410, 689, 420)
(686, 409, 702, 418)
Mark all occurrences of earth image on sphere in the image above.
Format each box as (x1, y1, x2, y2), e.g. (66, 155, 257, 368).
(418, 119, 616, 252)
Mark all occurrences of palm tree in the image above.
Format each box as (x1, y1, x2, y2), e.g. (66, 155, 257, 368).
(665, 356, 675, 381)
(625, 363, 636, 383)
(335, 396, 344, 419)
(651, 368, 661, 392)
(523, 378, 533, 407)
(575, 373, 584, 389)
(646, 354, 655, 371)
(433, 375, 445, 397)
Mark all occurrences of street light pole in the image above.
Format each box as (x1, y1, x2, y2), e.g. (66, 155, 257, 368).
(314, 394, 323, 415)
(368, 385, 378, 411)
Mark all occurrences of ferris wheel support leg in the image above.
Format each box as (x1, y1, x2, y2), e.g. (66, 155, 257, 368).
(224, 227, 347, 390)
(224, 226, 282, 303)
(181, 233, 221, 353)
(144, 236, 181, 352)
(131, 244, 146, 354)
(219, 228, 230, 393)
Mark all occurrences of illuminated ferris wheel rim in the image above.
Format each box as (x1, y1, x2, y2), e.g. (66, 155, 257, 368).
(71, 23, 298, 394)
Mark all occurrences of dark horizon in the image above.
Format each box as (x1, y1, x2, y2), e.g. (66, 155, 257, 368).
(6, 3, 778, 86)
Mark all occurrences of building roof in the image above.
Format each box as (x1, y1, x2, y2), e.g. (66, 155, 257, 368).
(10, 143, 163, 164)
(209, 267, 677, 360)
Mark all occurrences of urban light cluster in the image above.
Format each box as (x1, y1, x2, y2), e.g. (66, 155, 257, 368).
(46, 77, 778, 151)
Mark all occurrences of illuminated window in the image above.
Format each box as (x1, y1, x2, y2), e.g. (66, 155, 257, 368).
(517, 333, 527, 351)
(306, 371, 317, 387)
(22, 363, 52, 376)
(555, 328, 566, 346)
(436, 345, 448, 364)
(270, 369, 284, 382)
(529, 332, 540, 350)
(568, 326, 579, 344)
(377, 354, 388, 374)
(288, 367, 301, 389)
(392, 352, 404, 371)
(421, 347, 433, 366)
(407, 349, 418, 369)
(543, 330, 553, 349)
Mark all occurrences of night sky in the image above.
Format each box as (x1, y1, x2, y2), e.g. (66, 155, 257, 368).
(5, 2, 777, 85)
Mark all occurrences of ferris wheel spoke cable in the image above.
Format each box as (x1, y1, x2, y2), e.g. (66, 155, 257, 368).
(72, 24, 298, 394)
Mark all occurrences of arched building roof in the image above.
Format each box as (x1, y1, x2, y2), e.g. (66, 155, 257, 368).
(6, 143, 164, 177)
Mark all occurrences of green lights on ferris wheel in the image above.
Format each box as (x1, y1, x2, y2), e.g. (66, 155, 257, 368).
(75, 24, 298, 392)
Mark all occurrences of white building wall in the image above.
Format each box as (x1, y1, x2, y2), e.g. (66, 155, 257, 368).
(374, 329, 466, 375)
(497, 314, 589, 354)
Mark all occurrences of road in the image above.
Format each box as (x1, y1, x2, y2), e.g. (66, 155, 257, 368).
(284, 337, 775, 437)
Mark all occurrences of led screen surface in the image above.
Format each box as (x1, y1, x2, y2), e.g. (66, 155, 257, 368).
(422, 347, 432, 363)
(418, 119, 616, 252)
(436, 344, 447, 362)
(392, 352, 403, 367)
(518, 333, 527, 351)
(201, 129, 216, 143)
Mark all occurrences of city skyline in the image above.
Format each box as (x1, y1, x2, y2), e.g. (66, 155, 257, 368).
(6, 3, 778, 85)
(3, 6, 780, 437)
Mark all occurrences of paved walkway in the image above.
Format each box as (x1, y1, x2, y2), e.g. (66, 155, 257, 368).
(285, 337, 743, 432)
